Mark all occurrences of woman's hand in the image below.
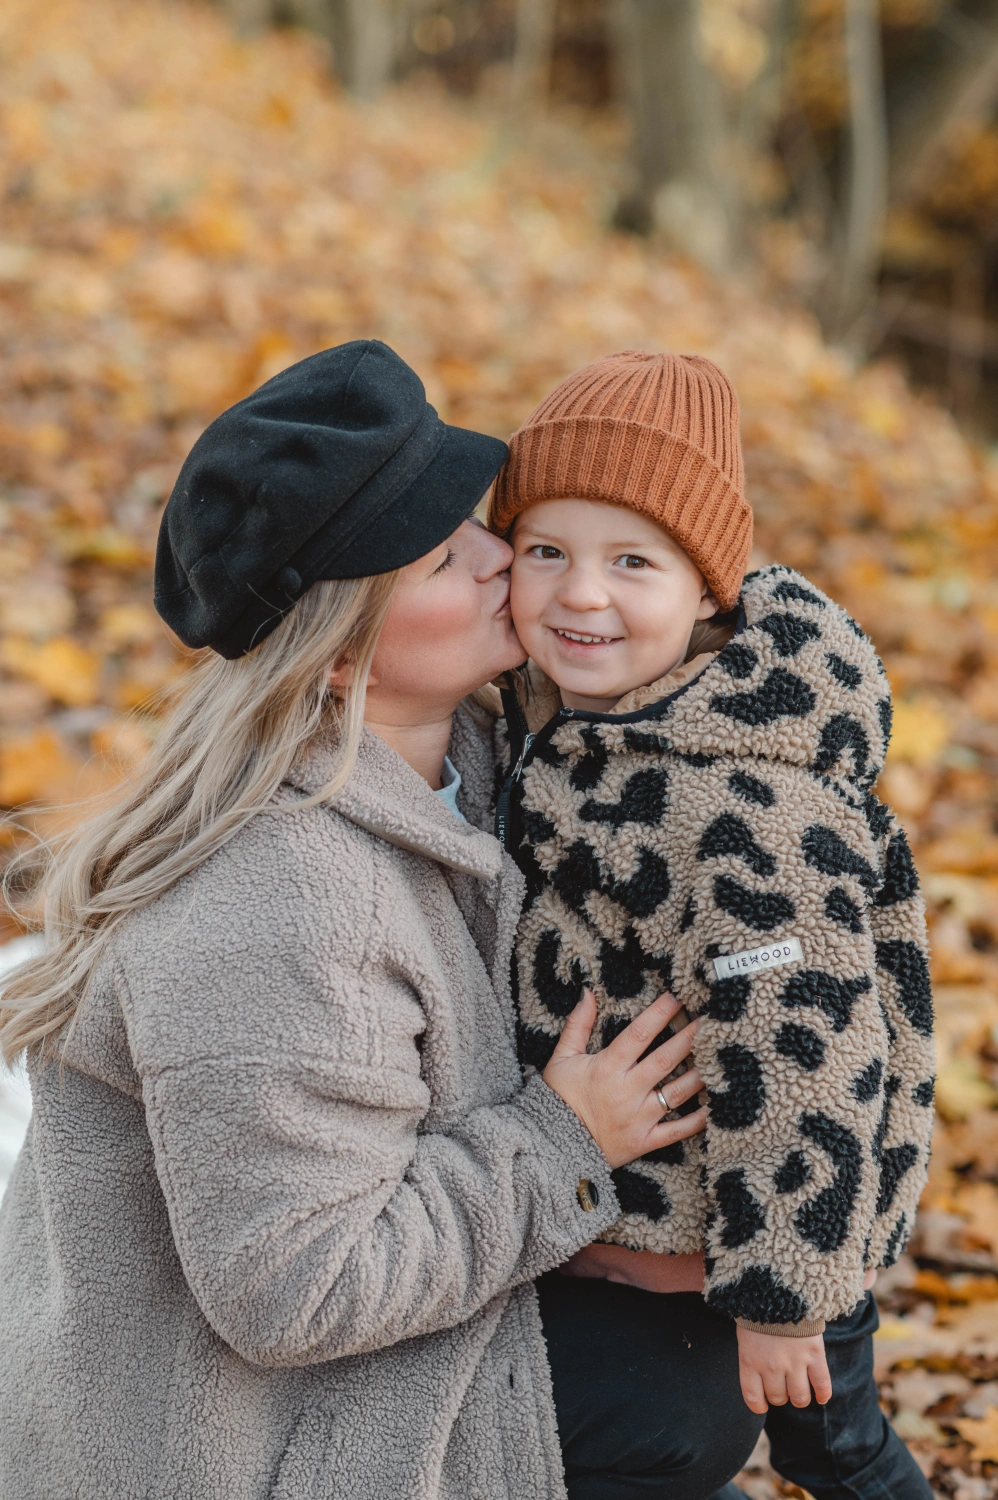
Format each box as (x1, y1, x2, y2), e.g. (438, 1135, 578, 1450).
(541, 989, 707, 1170)
(736, 1327, 832, 1413)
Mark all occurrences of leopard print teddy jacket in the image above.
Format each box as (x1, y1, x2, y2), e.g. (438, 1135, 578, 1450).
(496, 565, 934, 1330)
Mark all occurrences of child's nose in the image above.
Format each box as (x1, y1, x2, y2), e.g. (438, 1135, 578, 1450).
(557, 566, 611, 613)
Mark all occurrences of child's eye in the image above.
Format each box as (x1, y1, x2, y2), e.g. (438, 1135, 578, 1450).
(617, 554, 649, 569)
(529, 545, 564, 560)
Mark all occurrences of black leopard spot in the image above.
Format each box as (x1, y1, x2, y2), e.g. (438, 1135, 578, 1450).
(581, 768, 669, 829)
(676, 751, 719, 769)
(680, 893, 696, 932)
(826, 653, 863, 689)
(877, 1143, 919, 1216)
(601, 1015, 631, 1048)
(728, 771, 776, 807)
(706, 975, 752, 1022)
(706, 1265, 809, 1325)
(862, 793, 892, 840)
(598, 926, 649, 1001)
(844, 614, 865, 638)
(522, 805, 556, 844)
(532, 737, 569, 767)
(795, 1112, 863, 1253)
(533, 930, 587, 1018)
(824, 886, 864, 932)
(851, 1058, 883, 1102)
(623, 728, 671, 755)
(604, 848, 672, 919)
(713, 874, 796, 931)
(801, 825, 879, 890)
(718, 642, 759, 679)
(874, 940, 933, 1036)
(711, 668, 817, 726)
(912, 1078, 935, 1107)
(774, 1150, 812, 1194)
(771, 580, 825, 609)
(780, 969, 871, 1032)
(813, 714, 871, 781)
(756, 612, 823, 657)
(774, 1023, 826, 1071)
(877, 697, 893, 749)
(711, 1044, 765, 1130)
(569, 728, 610, 792)
(698, 813, 777, 877)
(517, 1023, 559, 1071)
(611, 1167, 671, 1221)
(551, 840, 601, 913)
(644, 1140, 686, 1166)
(873, 830, 920, 908)
(715, 1169, 766, 1247)
(883, 1213, 908, 1267)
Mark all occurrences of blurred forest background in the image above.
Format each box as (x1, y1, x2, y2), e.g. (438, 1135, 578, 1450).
(8, 0, 998, 1491)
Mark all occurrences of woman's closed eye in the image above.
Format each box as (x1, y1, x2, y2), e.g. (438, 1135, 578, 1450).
(433, 548, 456, 573)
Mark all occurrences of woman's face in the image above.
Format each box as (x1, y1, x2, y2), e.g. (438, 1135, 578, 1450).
(366, 518, 524, 721)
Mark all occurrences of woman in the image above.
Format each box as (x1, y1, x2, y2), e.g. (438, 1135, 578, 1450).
(0, 341, 760, 1499)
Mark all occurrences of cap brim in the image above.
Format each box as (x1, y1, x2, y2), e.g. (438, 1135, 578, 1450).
(325, 423, 509, 579)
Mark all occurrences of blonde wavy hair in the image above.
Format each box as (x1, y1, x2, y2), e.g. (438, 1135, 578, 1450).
(0, 571, 400, 1067)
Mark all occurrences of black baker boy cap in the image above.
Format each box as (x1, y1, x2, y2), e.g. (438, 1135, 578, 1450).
(154, 340, 508, 658)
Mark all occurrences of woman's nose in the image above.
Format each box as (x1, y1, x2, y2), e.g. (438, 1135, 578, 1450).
(469, 524, 513, 579)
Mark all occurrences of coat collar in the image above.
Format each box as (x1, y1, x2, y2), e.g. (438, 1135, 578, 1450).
(287, 715, 503, 881)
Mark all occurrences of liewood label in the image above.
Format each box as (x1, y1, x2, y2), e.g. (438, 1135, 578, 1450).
(712, 937, 803, 980)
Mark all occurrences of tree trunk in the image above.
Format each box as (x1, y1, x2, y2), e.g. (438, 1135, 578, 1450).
(830, 0, 889, 341)
(887, 0, 998, 204)
(322, 0, 402, 99)
(510, 0, 558, 114)
(611, 0, 732, 271)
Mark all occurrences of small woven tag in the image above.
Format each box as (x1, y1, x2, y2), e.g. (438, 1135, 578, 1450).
(712, 937, 803, 980)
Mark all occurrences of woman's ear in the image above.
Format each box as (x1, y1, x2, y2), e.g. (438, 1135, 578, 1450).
(328, 659, 380, 691)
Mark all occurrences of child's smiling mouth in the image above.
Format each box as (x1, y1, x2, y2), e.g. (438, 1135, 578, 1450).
(552, 628, 622, 646)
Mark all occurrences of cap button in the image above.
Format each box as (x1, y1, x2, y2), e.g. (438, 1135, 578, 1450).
(273, 566, 302, 599)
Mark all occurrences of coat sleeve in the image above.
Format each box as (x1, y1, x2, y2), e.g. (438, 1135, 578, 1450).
(673, 765, 927, 1329)
(117, 815, 618, 1369)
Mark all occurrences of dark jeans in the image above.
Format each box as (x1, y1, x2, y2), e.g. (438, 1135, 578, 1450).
(729, 1292, 933, 1500)
(537, 1272, 764, 1500)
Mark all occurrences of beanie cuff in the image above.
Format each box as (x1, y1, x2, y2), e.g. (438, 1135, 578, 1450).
(490, 416, 752, 611)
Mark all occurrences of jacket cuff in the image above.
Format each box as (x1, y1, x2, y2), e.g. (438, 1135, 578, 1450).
(516, 1074, 619, 1236)
(736, 1317, 826, 1338)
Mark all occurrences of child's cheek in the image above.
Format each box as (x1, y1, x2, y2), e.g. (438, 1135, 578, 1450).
(509, 563, 543, 648)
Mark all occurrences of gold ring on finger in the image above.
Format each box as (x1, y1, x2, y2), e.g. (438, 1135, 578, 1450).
(655, 1086, 670, 1111)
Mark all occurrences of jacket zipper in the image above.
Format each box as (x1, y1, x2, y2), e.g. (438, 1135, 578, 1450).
(495, 678, 572, 849)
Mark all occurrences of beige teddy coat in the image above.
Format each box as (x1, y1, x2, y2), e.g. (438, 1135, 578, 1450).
(0, 704, 621, 1500)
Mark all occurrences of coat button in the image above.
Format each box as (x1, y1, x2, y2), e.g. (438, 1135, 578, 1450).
(577, 1178, 599, 1211)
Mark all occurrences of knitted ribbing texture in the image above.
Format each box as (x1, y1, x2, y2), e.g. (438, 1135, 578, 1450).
(489, 350, 753, 610)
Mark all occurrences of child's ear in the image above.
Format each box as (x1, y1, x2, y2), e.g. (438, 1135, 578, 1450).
(696, 582, 720, 621)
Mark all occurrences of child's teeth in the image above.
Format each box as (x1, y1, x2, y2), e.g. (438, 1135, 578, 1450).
(558, 630, 612, 644)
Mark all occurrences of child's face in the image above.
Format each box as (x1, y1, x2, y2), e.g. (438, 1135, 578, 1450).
(510, 498, 717, 713)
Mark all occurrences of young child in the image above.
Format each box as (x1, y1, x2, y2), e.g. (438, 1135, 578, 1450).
(489, 351, 935, 1498)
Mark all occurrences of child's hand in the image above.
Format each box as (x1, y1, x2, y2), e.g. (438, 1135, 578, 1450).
(542, 988, 706, 1170)
(736, 1326, 832, 1413)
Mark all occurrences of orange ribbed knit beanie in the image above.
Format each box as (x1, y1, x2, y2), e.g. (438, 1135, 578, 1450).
(488, 350, 752, 611)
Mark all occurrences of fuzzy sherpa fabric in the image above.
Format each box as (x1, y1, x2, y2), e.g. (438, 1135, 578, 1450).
(500, 566, 934, 1329)
(0, 704, 620, 1500)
